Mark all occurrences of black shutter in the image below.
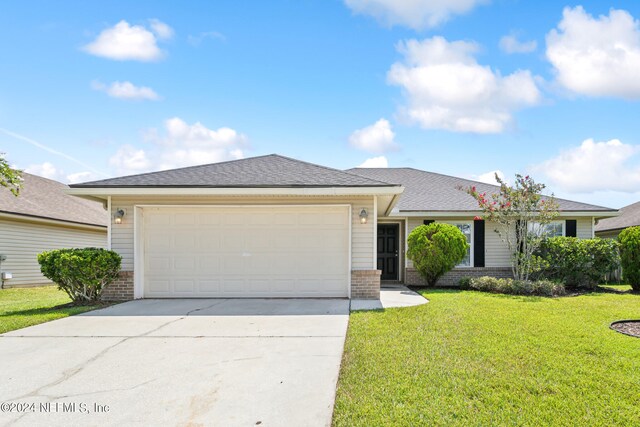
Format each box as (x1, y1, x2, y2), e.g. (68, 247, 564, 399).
(565, 220, 577, 237)
(516, 219, 524, 253)
(474, 219, 485, 267)
(423, 220, 435, 226)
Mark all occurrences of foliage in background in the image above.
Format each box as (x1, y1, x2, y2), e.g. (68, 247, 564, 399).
(464, 174, 559, 281)
(619, 226, 640, 291)
(0, 153, 22, 196)
(407, 223, 468, 286)
(38, 248, 122, 303)
(459, 276, 565, 297)
(533, 237, 620, 289)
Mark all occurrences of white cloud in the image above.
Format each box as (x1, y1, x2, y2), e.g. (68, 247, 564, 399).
(109, 145, 153, 176)
(344, 0, 486, 30)
(25, 162, 96, 184)
(499, 34, 537, 54)
(387, 37, 541, 133)
(472, 169, 506, 185)
(66, 171, 96, 184)
(25, 162, 64, 181)
(546, 6, 640, 99)
(533, 139, 640, 193)
(108, 118, 248, 175)
(349, 119, 397, 153)
(358, 156, 389, 168)
(188, 31, 226, 46)
(92, 81, 160, 101)
(148, 18, 174, 40)
(83, 20, 173, 61)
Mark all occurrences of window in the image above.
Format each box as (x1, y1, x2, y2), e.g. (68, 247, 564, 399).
(445, 222, 472, 267)
(527, 221, 564, 238)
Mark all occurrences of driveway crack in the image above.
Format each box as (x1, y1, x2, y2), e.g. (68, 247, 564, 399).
(6, 300, 229, 403)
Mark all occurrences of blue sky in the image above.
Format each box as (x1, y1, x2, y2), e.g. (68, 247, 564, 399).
(1, 0, 639, 208)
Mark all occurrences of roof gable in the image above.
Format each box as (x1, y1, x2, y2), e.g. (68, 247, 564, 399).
(72, 155, 396, 188)
(0, 173, 107, 226)
(347, 167, 615, 213)
(595, 201, 640, 232)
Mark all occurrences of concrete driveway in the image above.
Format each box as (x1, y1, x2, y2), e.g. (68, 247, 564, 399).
(0, 299, 349, 427)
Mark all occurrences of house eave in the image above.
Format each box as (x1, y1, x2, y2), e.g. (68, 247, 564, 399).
(0, 211, 107, 231)
(387, 210, 619, 218)
(65, 186, 405, 199)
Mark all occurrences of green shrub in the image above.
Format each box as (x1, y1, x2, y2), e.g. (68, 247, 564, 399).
(38, 248, 122, 303)
(460, 276, 565, 297)
(407, 223, 469, 287)
(534, 237, 620, 289)
(619, 226, 640, 291)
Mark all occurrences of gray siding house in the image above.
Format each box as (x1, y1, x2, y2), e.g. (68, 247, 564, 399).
(0, 173, 107, 288)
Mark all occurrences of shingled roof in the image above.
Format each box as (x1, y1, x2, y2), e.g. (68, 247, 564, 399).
(347, 167, 615, 213)
(595, 201, 640, 232)
(72, 155, 397, 188)
(0, 173, 107, 227)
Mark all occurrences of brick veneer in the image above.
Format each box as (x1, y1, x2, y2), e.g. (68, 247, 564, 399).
(405, 267, 513, 287)
(351, 270, 381, 299)
(102, 271, 134, 301)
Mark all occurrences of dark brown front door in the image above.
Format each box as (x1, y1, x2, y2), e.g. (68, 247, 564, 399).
(377, 224, 399, 280)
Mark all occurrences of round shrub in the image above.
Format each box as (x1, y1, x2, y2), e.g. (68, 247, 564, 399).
(38, 248, 122, 304)
(619, 226, 640, 291)
(407, 223, 469, 287)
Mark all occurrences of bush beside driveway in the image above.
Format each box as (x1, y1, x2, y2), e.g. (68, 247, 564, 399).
(333, 286, 640, 426)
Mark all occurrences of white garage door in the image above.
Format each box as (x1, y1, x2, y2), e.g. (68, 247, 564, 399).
(142, 206, 350, 298)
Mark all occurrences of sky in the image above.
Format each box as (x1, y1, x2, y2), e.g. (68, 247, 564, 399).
(1, 0, 639, 208)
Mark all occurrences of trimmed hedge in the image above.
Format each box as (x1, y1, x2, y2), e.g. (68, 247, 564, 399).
(534, 237, 620, 289)
(38, 248, 122, 304)
(619, 226, 640, 291)
(459, 276, 566, 297)
(407, 223, 469, 287)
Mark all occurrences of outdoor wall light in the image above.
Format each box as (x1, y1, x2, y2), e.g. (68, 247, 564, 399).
(359, 208, 368, 224)
(114, 208, 125, 224)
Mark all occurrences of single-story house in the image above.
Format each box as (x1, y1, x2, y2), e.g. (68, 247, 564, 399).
(0, 173, 107, 288)
(67, 154, 617, 300)
(594, 201, 640, 239)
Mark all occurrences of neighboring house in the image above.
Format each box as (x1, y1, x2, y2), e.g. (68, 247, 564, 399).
(594, 201, 640, 239)
(0, 173, 107, 288)
(67, 154, 616, 301)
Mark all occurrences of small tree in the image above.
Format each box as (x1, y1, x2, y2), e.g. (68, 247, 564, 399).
(38, 248, 122, 303)
(619, 226, 640, 291)
(407, 223, 469, 286)
(464, 174, 559, 281)
(0, 153, 22, 196)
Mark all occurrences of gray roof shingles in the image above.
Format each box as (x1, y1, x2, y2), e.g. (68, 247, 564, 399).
(0, 173, 107, 227)
(72, 154, 397, 188)
(347, 167, 615, 213)
(595, 201, 640, 232)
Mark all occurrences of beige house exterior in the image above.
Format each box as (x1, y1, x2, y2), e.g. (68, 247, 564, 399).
(68, 155, 616, 300)
(0, 173, 107, 288)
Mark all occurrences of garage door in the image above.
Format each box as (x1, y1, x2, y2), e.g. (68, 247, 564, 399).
(142, 206, 350, 298)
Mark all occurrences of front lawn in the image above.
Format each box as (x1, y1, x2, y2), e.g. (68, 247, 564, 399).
(333, 286, 640, 426)
(0, 286, 105, 333)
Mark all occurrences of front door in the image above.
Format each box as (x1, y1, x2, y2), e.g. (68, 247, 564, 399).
(377, 224, 399, 280)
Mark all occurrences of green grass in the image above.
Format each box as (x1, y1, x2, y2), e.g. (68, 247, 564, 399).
(0, 286, 105, 333)
(334, 285, 640, 427)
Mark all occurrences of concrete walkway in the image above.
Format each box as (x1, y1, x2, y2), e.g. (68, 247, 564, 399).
(351, 286, 429, 311)
(0, 299, 349, 427)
